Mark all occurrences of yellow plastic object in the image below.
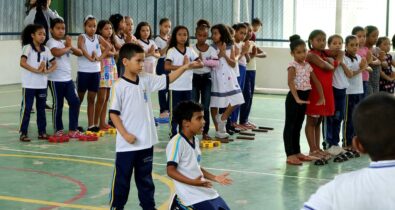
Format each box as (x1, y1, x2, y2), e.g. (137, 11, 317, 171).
(97, 131, 105, 137)
(108, 128, 117, 134)
(200, 140, 222, 148)
(85, 131, 93, 135)
(212, 140, 221, 147)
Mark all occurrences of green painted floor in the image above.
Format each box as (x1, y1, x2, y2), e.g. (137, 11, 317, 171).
(0, 84, 370, 210)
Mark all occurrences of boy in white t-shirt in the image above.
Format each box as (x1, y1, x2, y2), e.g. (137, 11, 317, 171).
(302, 93, 395, 210)
(108, 43, 198, 210)
(166, 101, 232, 210)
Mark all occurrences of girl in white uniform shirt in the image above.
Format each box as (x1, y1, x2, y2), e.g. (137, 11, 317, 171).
(77, 15, 111, 132)
(135, 22, 160, 74)
(155, 18, 172, 120)
(19, 24, 57, 142)
(165, 25, 204, 137)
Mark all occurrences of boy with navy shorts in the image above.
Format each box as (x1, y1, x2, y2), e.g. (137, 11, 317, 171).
(108, 43, 199, 210)
(166, 101, 232, 210)
(302, 93, 395, 210)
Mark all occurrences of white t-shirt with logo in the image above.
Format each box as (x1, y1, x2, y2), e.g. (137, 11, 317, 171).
(166, 46, 198, 90)
(109, 73, 169, 152)
(21, 44, 55, 89)
(46, 38, 72, 82)
(166, 133, 219, 206)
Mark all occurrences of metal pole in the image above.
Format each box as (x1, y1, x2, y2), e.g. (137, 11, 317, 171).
(63, 0, 68, 33)
(386, 0, 389, 36)
(154, 0, 158, 36)
(335, 0, 342, 35)
(251, 0, 255, 21)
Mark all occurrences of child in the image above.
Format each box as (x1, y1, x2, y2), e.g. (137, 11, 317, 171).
(93, 20, 118, 131)
(352, 26, 373, 99)
(166, 101, 232, 210)
(283, 35, 324, 165)
(365, 25, 381, 94)
(343, 35, 367, 151)
(305, 30, 342, 159)
(135, 22, 160, 74)
(77, 15, 111, 132)
(210, 24, 245, 139)
(19, 24, 57, 141)
(229, 23, 249, 131)
(124, 16, 137, 44)
(239, 22, 266, 129)
(192, 19, 218, 140)
(377, 37, 395, 93)
(250, 18, 263, 42)
(155, 18, 172, 121)
(108, 43, 199, 210)
(109, 14, 125, 50)
(323, 35, 353, 156)
(165, 25, 204, 137)
(302, 93, 395, 210)
(47, 18, 84, 138)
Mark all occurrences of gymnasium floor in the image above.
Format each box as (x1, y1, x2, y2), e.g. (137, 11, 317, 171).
(0, 84, 370, 210)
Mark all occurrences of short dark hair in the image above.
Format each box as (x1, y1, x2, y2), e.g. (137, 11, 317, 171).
(50, 18, 65, 29)
(289, 34, 305, 52)
(159, 18, 170, 25)
(109, 13, 124, 33)
(173, 101, 203, 129)
(376, 36, 389, 47)
(251, 18, 263, 26)
(232, 23, 247, 32)
(119, 43, 145, 61)
(328, 34, 343, 45)
(345, 35, 357, 46)
(353, 93, 395, 161)
(351, 26, 364, 35)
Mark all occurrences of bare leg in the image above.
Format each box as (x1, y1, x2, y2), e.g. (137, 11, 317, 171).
(221, 104, 235, 121)
(99, 88, 110, 128)
(94, 88, 106, 126)
(78, 91, 86, 104)
(305, 116, 318, 153)
(87, 91, 97, 127)
(315, 117, 323, 150)
(211, 107, 218, 131)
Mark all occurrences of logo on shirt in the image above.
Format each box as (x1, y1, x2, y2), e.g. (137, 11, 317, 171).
(143, 90, 148, 103)
(197, 155, 201, 163)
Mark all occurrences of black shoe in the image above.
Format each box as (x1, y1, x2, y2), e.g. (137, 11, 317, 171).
(45, 104, 52, 110)
(87, 126, 100, 132)
(77, 126, 85, 132)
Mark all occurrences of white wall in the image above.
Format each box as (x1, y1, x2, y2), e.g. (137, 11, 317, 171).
(0, 40, 292, 94)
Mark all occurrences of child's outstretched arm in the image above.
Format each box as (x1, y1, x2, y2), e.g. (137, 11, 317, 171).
(306, 53, 334, 71)
(109, 113, 137, 144)
(168, 61, 200, 83)
(255, 47, 267, 58)
(287, 66, 309, 105)
(167, 165, 213, 188)
(201, 167, 232, 186)
(310, 72, 325, 106)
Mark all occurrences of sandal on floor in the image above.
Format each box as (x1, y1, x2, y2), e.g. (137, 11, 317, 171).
(202, 134, 212, 140)
(296, 154, 318, 161)
(19, 134, 31, 142)
(38, 133, 49, 140)
(309, 150, 324, 159)
(333, 154, 344, 163)
(314, 158, 327, 166)
(286, 156, 303, 165)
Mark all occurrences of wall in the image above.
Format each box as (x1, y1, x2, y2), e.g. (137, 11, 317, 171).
(0, 40, 292, 94)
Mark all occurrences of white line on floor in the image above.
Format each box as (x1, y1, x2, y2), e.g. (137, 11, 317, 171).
(0, 104, 19, 109)
(0, 148, 330, 181)
(0, 89, 20, 94)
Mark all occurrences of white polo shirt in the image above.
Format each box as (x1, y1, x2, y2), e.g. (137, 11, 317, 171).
(137, 39, 158, 62)
(21, 44, 55, 89)
(166, 133, 219, 206)
(302, 160, 395, 210)
(345, 54, 363, 95)
(154, 36, 168, 58)
(192, 44, 218, 75)
(109, 73, 169, 152)
(166, 46, 198, 90)
(46, 38, 72, 82)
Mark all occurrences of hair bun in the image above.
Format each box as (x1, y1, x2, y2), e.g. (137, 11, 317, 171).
(289, 34, 301, 42)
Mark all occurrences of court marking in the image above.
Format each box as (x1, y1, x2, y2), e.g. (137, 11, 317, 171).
(0, 148, 331, 181)
(0, 153, 174, 210)
(0, 166, 87, 210)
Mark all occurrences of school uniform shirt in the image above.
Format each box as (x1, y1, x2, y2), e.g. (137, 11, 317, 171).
(302, 160, 395, 210)
(288, 61, 312, 91)
(332, 63, 349, 90)
(154, 36, 168, 58)
(246, 42, 257, 71)
(166, 133, 219, 206)
(21, 44, 55, 89)
(166, 46, 199, 90)
(114, 34, 125, 46)
(46, 38, 72, 82)
(344, 54, 363, 95)
(235, 41, 247, 67)
(77, 34, 101, 73)
(138, 39, 158, 74)
(192, 44, 218, 74)
(109, 73, 169, 152)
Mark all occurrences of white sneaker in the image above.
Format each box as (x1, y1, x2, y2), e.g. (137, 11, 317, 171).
(216, 114, 226, 133)
(326, 145, 343, 156)
(215, 131, 229, 139)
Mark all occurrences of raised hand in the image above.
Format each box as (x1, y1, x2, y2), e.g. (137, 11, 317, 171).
(65, 35, 72, 48)
(214, 172, 233, 185)
(183, 55, 190, 65)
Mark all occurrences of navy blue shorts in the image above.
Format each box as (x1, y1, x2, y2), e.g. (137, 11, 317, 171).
(77, 72, 100, 92)
(170, 195, 230, 210)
